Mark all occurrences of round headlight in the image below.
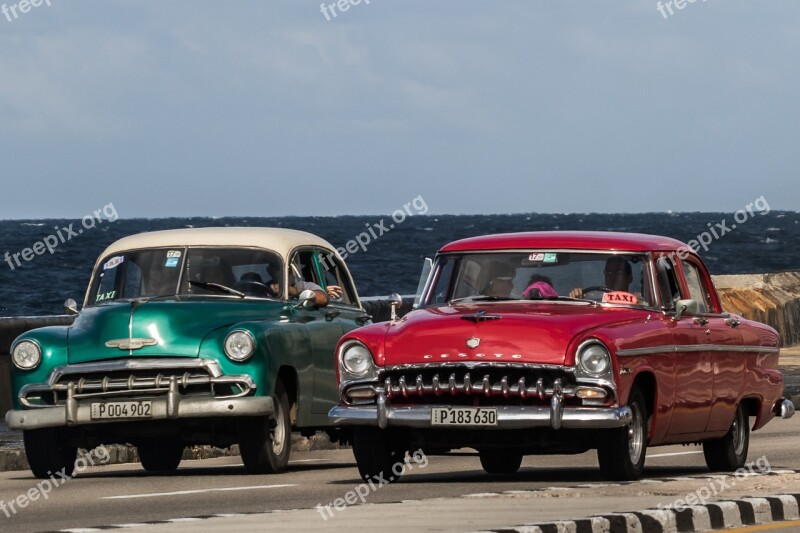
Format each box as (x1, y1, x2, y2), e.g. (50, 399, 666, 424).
(12, 340, 42, 370)
(342, 343, 373, 377)
(579, 343, 610, 375)
(224, 331, 255, 362)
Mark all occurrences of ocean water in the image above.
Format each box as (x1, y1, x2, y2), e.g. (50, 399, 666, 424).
(1, 212, 799, 317)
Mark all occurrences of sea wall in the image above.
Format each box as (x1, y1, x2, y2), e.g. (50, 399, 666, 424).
(715, 271, 800, 347)
(2, 273, 799, 416)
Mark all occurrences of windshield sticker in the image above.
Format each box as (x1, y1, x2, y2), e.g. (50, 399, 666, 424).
(527, 253, 545, 262)
(543, 253, 558, 263)
(103, 256, 124, 270)
(165, 257, 179, 267)
(96, 290, 116, 302)
(603, 291, 638, 305)
(167, 250, 182, 258)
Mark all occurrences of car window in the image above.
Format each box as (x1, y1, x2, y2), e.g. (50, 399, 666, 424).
(681, 260, 711, 313)
(656, 256, 682, 310)
(318, 250, 358, 306)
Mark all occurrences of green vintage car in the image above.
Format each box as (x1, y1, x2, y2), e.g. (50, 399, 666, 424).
(5, 227, 368, 478)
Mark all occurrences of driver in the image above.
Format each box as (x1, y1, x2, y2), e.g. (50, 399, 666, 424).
(266, 263, 330, 306)
(569, 257, 632, 299)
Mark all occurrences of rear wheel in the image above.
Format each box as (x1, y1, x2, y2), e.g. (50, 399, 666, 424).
(239, 378, 291, 474)
(703, 403, 749, 471)
(138, 438, 185, 472)
(479, 450, 523, 474)
(597, 385, 648, 481)
(23, 428, 78, 479)
(352, 427, 404, 482)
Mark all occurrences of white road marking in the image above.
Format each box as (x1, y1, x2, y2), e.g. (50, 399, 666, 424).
(61, 530, 102, 533)
(647, 450, 704, 458)
(290, 458, 332, 463)
(102, 484, 295, 500)
(111, 525, 152, 529)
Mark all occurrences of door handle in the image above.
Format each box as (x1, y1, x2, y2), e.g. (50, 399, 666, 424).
(725, 318, 740, 328)
(355, 314, 371, 326)
(325, 310, 341, 322)
(693, 317, 709, 326)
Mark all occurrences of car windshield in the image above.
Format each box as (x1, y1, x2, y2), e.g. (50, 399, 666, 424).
(88, 247, 283, 305)
(424, 251, 653, 307)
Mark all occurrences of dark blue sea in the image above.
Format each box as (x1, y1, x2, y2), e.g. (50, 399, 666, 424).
(1, 212, 798, 317)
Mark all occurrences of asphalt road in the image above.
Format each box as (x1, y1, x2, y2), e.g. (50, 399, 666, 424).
(1, 415, 799, 533)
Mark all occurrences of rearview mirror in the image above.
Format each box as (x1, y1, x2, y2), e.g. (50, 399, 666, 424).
(673, 299, 698, 320)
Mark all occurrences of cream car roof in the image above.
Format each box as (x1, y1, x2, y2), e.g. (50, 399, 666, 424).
(97, 227, 338, 262)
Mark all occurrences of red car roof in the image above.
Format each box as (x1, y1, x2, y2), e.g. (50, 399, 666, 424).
(439, 231, 688, 253)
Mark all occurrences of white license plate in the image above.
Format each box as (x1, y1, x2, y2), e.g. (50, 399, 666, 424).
(431, 407, 497, 426)
(91, 401, 152, 420)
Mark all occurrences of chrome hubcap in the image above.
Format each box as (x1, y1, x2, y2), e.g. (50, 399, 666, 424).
(628, 403, 644, 464)
(732, 407, 745, 457)
(271, 401, 286, 455)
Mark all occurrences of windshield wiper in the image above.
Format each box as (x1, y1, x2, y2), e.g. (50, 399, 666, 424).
(450, 295, 515, 304)
(188, 280, 246, 298)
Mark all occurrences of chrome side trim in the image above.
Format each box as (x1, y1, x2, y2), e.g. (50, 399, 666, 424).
(617, 345, 780, 357)
(329, 400, 632, 431)
(6, 396, 274, 431)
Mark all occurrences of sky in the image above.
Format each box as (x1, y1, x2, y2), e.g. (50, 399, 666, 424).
(0, 1, 798, 219)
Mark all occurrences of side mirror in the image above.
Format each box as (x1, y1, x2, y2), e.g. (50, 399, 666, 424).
(297, 289, 317, 309)
(673, 299, 698, 320)
(64, 298, 80, 315)
(389, 293, 403, 321)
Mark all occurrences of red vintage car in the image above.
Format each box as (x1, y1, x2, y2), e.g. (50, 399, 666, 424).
(329, 231, 795, 481)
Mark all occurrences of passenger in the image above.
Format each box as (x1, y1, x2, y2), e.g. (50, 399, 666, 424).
(569, 257, 632, 299)
(266, 263, 329, 306)
(521, 274, 558, 299)
(481, 262, 516, 298)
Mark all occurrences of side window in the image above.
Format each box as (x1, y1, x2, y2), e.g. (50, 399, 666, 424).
(656, 257, 682, 310)
(317, 250, 357, 306)
(427, 257, 456, 305)
(681, 260, 711, 313)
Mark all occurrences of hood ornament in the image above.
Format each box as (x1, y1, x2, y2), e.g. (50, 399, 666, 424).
(105, 338, 158, 350)
(466, 337, 481, 349)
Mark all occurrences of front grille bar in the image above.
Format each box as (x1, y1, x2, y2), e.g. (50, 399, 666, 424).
(383, 373, 576, 400)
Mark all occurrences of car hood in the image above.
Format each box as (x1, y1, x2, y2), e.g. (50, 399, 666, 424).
(381, 303, 645, 366)
(68, 298, 285, 363)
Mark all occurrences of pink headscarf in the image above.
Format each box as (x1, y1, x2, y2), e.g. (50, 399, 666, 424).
(522, 281, 559, 299)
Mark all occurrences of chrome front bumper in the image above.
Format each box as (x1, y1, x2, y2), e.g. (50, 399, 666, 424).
(5, 395, 274, 431)
(329, 394, 632, 430)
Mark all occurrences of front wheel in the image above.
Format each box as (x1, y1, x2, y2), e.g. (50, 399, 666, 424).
(138, 438, 185, 472)
(239, 378, 291, 474)
(352, 427, 404, 482)
(23, 428, 78, 479)
(479, 450, 523, 474)
(703, 403, 749, 471)
(597, 385, 648, 481)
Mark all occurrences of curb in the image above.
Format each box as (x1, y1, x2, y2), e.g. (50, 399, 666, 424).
(485, 493, 800, 533)
(0, 432, 345, 473)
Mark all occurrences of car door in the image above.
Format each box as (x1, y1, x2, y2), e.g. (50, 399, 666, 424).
(656, 255, 715, 437)
(678, 258, 744, 434)
(308, 249, 370, 417)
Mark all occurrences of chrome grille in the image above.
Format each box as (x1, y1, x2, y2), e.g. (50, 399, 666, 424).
(381, 364, 577, 401)
(19, 359, 256, 407)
